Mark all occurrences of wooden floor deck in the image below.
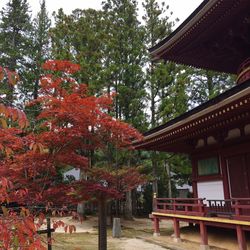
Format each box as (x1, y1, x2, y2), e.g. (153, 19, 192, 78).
(152, 197, 250, 250)
(152, 212, 250, 227)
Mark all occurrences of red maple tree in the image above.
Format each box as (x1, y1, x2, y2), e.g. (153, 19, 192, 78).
(0, 61, 144, 249)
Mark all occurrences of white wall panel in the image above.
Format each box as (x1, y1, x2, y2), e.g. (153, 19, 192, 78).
(197, 180, 224, 205)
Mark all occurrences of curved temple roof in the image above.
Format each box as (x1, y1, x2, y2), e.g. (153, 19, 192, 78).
(150, 0, 250, 74)
(134, 0, 250, 153)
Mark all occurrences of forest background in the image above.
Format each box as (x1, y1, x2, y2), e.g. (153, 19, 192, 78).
(0, 0, 234, 218)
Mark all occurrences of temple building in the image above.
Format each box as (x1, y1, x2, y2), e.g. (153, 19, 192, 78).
(134, 0, 250, 249)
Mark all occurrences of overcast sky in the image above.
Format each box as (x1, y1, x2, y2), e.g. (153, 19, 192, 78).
(0, 0, 203, 27)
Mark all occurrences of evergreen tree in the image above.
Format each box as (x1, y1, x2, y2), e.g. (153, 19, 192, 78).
(142, 0, 174, 197)
(142, 0, 192, 203)
(0, 0, 32, 104)
(188, 68, 235, 107)
(50, 8, 105, 94)
(23, 0, 51, 126)
(102, 0, 146, 124)
(31, 0, 51, 100)
(142, 0, 177, 125)
(102, 0, 147, 219)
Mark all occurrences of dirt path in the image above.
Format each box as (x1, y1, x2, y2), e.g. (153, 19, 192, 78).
(47, 216, 247, 250)
(110, 238, 168, 250)
(50, 216, 171, 249)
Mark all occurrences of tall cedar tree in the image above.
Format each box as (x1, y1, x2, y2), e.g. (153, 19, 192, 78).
(31, 0, 51, 100)
(102, 0, 146, 126)
(24, 0, 51, 127)
(50, 8, 105, 95)
(143, 0, 173, 197)
(187, 68, 235, 107)
(102, 0, 147, 219)
(0, 0, 32, 104)
(142, 0, 191, 201)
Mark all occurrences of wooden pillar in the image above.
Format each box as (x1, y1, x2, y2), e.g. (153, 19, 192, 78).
(173, 218, 181, 243)
(199, 221, 210, 250)
(153, 192, 157, 211)
(153, 216, 160, 236)
(220, 154, 230, 199)
(236, 225, 247, 250)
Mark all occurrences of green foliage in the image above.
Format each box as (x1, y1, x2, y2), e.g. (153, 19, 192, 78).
(142, 0, 190, 199)
(0, 0, 32, 70)
(50, 8, 105, 95)
(31, 0, 51, 98)
(102, 0, 147, 130)
(187, 68, 236, 107)
(0, 0, 33, 103)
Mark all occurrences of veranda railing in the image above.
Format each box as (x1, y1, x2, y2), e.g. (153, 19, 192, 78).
(153, 197, 250, 220)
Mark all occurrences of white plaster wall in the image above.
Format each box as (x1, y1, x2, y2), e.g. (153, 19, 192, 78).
(197, 180, 224, 205)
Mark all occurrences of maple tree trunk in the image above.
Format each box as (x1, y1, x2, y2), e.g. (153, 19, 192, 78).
(98, 197, 107, 250)
(77, 202, 86, 217)
(77, 169, 87, 217)
(124, 156, 133, 220)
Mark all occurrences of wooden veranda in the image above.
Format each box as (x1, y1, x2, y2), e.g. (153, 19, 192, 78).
(151, 196, 250, 249)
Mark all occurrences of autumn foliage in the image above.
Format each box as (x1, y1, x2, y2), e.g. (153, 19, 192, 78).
(0, 61, 144, 249)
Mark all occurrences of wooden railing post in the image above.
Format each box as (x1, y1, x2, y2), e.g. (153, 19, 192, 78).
(153, 193, 157, 211)
(173, 199, 176, 213)
(198, 199, 204, 215)
(235, 199, 240, 216)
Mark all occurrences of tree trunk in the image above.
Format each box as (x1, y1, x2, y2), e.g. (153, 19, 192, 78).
(165, 161, 172, 198)
(98, 197, 107, 250)
(152, 151, 158, 196)
(77, 169, 87, 217)
(77, 202, 86, 217)
(33, 72, 40, 100)
(124, 155, 133, 220)
(132, 189, 137, 216)
(207, 71, 214, 100)
(124, 190, 133, 220)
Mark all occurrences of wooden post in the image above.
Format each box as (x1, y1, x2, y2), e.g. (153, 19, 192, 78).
(236, 225, 247, 250)
(173, 218, 181, 243)
(153, 216, 160, 236)
(153, 192, 157, 211)
(235, 200, 240, 217)
(36, 217, 55, 249)
(47, 217, 52, 250)
(199, 221, 210, 250)
(198, 199, 204, 214)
